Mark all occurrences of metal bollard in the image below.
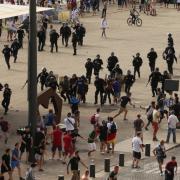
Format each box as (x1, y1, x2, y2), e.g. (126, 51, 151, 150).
(104, 158, 110, 172)
(145, 144, 151, 157)
(90, 164, 95, 178)
(58, 175, 64, 180)
(119, 154, 124, 167)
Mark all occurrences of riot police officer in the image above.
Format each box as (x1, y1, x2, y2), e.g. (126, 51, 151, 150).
(76, 24, 86, 46)
(93, 54, 103, 76)
(124, 70, 135, 94)
(132, 53, 143, 79)
(46, 71, 59, 90)
(94, 76, 105, 105)
(161, 70, 171, 93)
(11, 39, 20, 63)
(148, 67, 162, 97)
(147, 48, 158, 72)
(85, 58, 94, 84)
(37, 68, 49, 91)
(60, 23, 71, 47)
(72, 32, 78, 55)
(167, 33, 174, 47)
(107, 52, 118, 75)
(37, 26, 46, 51)
(111, 64, 123, 78)
(2, 84, 12, 115)
(2, 45, 12, 70)
(49, 28, 59, 53)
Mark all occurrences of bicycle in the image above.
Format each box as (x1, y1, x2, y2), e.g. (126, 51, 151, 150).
(127, 15, 142, 27)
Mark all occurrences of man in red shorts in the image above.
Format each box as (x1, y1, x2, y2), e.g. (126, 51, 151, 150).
(63, 131, 73, 164)
(51, 126, 63, 160)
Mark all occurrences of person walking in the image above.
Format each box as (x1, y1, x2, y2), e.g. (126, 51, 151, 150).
(165, 156, 177, 180)
(166, 111, 178, 143)
(132, 53, 143, 79)
(147, 48, 158, 72)
(2, 45, 12, 70)
(93, 54, 103, 76)
(16, 28, 25, 48)
(49, 28, 59, 53)
(37, 67, 49, 91)
(124, 70, 135, 94)
(101, 17, 108, 38)
(72, 32, 78, 55)
(67, 151, 88, 180)
(133, 114, 144, 139)
(132, 132, 143, 168)
(152, 105, 160, 141)
(37, 26, 46, 51)
(11, 38, 20, 63)
(85, 58, 93, 84)
(2, 84, 12, 115)
(107, 52, 119, 76)
(153, 140, 166, 176)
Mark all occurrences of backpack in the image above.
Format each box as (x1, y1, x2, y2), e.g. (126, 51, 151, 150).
(0, 121, 8, 132)
(90, 114, 96, 125)
(110, 122, 117, 133)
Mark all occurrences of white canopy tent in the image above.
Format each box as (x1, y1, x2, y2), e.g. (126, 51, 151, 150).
(0, 4, 53, 19)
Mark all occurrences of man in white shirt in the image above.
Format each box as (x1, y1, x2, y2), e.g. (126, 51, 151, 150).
(166, 111, 179, 143)
(132, 132, 143, 168)
(64, 112, 75, 132)
(152, 105, 160, 141)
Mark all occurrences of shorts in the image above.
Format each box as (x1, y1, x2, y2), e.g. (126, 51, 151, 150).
(120, 106, 127, 112)
(11, 160, 20, 169)
(88, 143, 96, 151)
(20, 143, 31, 153)
(157, 157, 164, 164)
(52, 145, 62, 152)
(1, 166, 11, 174)
(35, 153, 42, 161)
(152, 122, 159, 131)
(133, 151, 141, 160)
(64, 146, 74, 156)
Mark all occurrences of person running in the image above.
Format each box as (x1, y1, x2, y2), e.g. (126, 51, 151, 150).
(165, 156, 177, 180)
(152, 105, 160, 141)
(67, 151, 88, 180)
(153, 140, 166, 176)
(11, 143, 24, 180)
(113, 93, 135, 121)
(1, 148, 12, 180)
(132, 132, 143, 168)
(2, 45, 12, 70)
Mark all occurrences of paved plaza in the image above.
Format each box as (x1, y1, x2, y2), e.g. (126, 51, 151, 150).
(0, 3, 180, 180)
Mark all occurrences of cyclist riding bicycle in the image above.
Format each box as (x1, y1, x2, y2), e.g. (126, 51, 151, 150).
(130, 8, 139, 24)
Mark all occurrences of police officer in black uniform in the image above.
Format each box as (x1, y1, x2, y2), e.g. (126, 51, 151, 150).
(147, 48, 158, 72)
(161, 70, 170, 93)
(107, 52, 118, 76)
(2, 45, 12, 70)
(148, 67, 162, 97)
(2, 84, 12, 115)
(124, 70, 135, 94)
(111, 64, 123, 78)
(11, 39, 20, 63)
(132, 53, 143, 79)
(85, 58, 94, 84)
(37, 68, 49, 91)
(76, 24, 86, 46)
(60, 23, 71, 47)
(37, 26, 46, 51)
(94, 76, 105, 105)
(93, 54, 103, 76)
(49, 29, 59, 53)
(46, 71, 59, 90)
(167, 33, 174, 47)
(72, 32, 78, 55)
(165, 48, 177, 75)
(16, 28, 25, 48)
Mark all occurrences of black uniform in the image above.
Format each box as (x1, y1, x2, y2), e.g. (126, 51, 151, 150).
(93, 58, 103, 76)
(76, 25, 86, 46)
(107, 55, 118, 74)
(2, 87, 12, 114)
(72, 32, 78, 55)
(168, 36, 174, 47)
(111, 65, 123, 78)
(2, 47, 12, 69)
(161, 71, 170, 93)
(124, 74, 135, 94)
(147, 51, 157, 72)
(85, 60, 93, 84)
(37, 70, 49, 91)
(50, 30, 59, 53)
(94, 77, 105, 105)
(132, 56, 143, 79)
(0, 19, 2, 37)
(165, 52, 177, 75)
(148, 71, 162, 97)
(11, 41, 20, 63)
(60, 25, 71, 47)
(16, 29, 25, 48)
(37, 29, 46, 51)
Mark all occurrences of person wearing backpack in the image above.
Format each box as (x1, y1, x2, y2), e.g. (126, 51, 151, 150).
(0, 116, 9, 144)
(153, 140, 166, 176)
(107, 117, 117, 154)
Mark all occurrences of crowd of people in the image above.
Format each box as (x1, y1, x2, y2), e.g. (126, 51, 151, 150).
(0, 0, 179, 180)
